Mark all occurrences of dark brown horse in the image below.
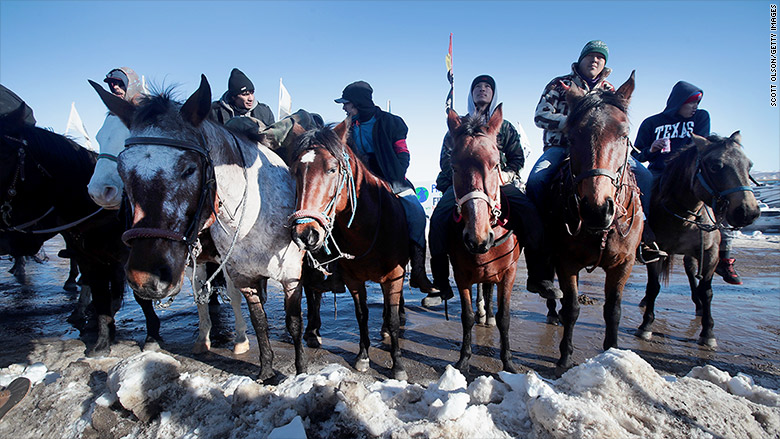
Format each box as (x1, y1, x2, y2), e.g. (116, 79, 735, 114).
(445, 104, 522, 375)
(289, 121, 409, 380)
(545, 72, 643, 374)
(636, 131, 759, 347)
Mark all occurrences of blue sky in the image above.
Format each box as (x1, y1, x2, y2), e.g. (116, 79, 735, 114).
(1, 1, 778, 182)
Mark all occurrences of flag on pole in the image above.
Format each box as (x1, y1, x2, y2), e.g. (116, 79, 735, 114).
(445, 33, 454, 112)
(278, 78, 292, 120)
(65, 102, 95, 152)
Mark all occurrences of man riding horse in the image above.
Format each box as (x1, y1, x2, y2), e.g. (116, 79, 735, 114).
(426, 74, 560, 307)
(334, 80, 437, 295)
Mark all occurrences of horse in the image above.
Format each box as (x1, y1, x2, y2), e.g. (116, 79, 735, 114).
(288, 121, 409, 381)
(85, 109, 249, 356)
(0, 104, 127, 356)
(443, 104, 522, 375)
(543, 72, 643, 374)
(635, 131, 760, 347)
(92, 75, 306, 382)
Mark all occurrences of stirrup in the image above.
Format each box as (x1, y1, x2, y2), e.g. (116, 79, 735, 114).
(637, 242, 668, 264)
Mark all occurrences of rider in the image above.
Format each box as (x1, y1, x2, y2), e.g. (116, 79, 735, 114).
(633, 81, 742, 284)
(0, 84, 36, 125)
(334, 80, 438, 295)
(424, 74, 560, 307)
(211, 68, 274, 129)
(526, 40, 660, 264)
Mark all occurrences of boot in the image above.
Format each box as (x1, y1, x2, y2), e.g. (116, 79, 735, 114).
(422, 254, 454, 308)
(715, 258, 742, 285)
(409, 243, 439, 294)
(525, 248, 563, 300)
(636, 221, 668, 264)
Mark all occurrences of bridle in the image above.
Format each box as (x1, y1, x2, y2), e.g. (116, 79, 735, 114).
(120, 135, 217, 247)
(453, 173, 505, 228)
(1, 133, 104, 234)
(288, 147, 363, 272)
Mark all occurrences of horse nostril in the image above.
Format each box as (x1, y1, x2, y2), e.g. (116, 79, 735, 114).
(606, 197, 615, 217)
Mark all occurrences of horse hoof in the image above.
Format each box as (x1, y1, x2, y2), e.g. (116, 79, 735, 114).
(503, 361, 519, 374)
(486, 317, 496, 327)
(355, 358, 370, 373)
(233, 339, 250, 355)
(257, 368, 276, 383)
(454, 359, 470, 376)
(304, 334, 321, 349)
(546, 316, 561, 325)
(192, 341, 210, 354)
(392, 368, 408, 381)
(698, 337, 718, 349)
(63, 281, 79, 292)
(635, 330, 653, 341)
(475, 314, 486, 325)
(143, 337, 161, 352)
(86, 344, 109, 358)
(638, 299, 647, 308)
(554, 363, 573, 378)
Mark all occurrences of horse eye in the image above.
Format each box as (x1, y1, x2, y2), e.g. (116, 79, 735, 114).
(709, 161, 724, 172)
(326, 167, 337, 175)
(181, 166, 196, 179)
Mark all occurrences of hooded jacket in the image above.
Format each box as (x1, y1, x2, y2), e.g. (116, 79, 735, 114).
(210, 90, 275, 128)
(534, 63, 614, 149)
(633, 81, 710, 173)
(106, 67, 146, 105)
(435, 79, 525, 194)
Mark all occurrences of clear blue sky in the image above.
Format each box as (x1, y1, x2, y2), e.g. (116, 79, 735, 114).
(2, 1, 778, 182)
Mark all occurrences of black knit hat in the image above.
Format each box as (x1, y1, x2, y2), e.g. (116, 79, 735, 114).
(228, 68, 254, 97)
(470, 75, 495, 93)
(334, 81, 374, 107)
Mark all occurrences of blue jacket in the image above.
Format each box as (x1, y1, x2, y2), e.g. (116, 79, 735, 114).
(633, 81, 710, 173)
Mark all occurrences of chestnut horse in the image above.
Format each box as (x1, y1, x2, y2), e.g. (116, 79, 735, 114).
(93, 75, 305, 382)
(445, 104, 522, 375)
(289, 122, 409, 380)
(545, 72, 643, 374)
(636, 131, 759, 348)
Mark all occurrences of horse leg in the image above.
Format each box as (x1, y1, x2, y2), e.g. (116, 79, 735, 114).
(636, 260, 662, 340)
(134, 293, 162, 349)
(9, 256, 25, 280)
(476, 283, 486, 325)
(683, 256, 703, 316)
(303, 286, 323, 348)
(497, 267, 519, 373)
(693, 250, 718, 349)
(546, 299, 561, 325)
(194, 301, 212, 354)
(240, 281, 275, 382)
(225, 273, 249, 354)
(85, 271, 113, 357)
(282, 279, 305, 375)
(64, 259, 79, 292)
(381, 272, 407, 381)
(454, 283, 475, 376)
(67, 283, 92, 329)
(350, 283, 371, 372)
(556, 270, 580, 375)
(603, 264, 631, 351)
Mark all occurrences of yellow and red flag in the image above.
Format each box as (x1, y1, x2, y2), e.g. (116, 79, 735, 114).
(445, 33, 454, 112)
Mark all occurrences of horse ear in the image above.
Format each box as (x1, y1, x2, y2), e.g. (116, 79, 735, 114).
(692, 133, 710, 152)
(564, 82, 586, 108)
(333, 117, 350, 144)
(487, 103, 503, 136)
(729, 130, 742, 145)
(180, 74, 212, 127)
(446, 108, 461, 134)
(89, 79, 135, 127)
(616, 70, 636, 104)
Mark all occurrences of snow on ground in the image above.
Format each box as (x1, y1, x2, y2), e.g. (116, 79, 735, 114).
(1, 348, 778, 439)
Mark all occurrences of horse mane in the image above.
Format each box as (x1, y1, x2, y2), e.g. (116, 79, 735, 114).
(567, 89, 628, 126)
(14, 124, 96, 177)
(293, 125, 349, 168)
(452, 114, 491, 138)
(134, 86, 182, 126)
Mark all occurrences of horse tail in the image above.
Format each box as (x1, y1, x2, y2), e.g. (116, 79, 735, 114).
(660, 256, 673, 287)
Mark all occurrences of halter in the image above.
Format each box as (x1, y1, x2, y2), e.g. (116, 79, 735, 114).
(289, 147, 360, 272)
(693, 154, 754, 225)
(120, 135, 216, 247)
(453, 165, 505, 227)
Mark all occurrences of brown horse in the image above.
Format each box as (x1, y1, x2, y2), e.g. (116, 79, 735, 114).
(636, 131, 760, 348)
(445, 104, 522, 375)
(545, 72, 643, 374)
(289, 121, 409, 380)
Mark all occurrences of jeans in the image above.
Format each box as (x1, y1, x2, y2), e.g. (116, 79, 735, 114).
(630, 156, 653, 220)
(397, 188, 427, 249)
(526, 146, 567, 206)
(428, 184, 543, 257)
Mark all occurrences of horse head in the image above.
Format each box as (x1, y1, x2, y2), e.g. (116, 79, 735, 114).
(91, 75, 218, 300)
(564, 71, 635, 231)
(289, 120, 355, 252)
(691, 131, 760, 228)
(447, 104, 504, 254)
(87, 114, 130, 209)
